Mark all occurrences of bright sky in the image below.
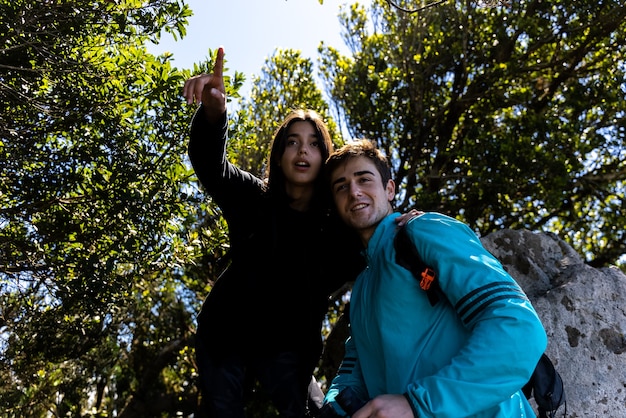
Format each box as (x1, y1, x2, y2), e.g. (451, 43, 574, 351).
(148, 0, 357, 98)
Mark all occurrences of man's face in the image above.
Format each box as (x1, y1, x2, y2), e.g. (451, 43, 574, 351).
(330, 156, 395, 244)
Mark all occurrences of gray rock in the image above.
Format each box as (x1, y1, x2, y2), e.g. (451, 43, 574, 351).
(483, 229, 626, 417)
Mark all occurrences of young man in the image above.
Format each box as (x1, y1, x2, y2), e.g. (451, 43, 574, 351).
(321, 139, 548, 418)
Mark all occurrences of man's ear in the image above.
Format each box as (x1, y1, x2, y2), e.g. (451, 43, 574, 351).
(385, 179, 396, 202)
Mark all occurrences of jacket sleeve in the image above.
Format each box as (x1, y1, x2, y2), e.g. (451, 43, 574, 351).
(403, 214, 548, 417)
(187, 106, 265, 223)
(323, 335, 369, 416)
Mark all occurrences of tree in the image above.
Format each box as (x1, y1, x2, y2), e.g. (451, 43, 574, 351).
(2, 0, 624, 415)
(0, 1, 208, 416)
(318, 0, 626, 270)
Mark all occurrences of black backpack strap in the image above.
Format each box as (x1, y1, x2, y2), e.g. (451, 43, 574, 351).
(394, 225, 440, 306)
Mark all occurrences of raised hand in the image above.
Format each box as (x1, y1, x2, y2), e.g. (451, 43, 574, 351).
(182, 46, 226, 124)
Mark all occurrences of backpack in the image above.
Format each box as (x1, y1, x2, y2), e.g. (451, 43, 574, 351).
(393, 225, 566, 418)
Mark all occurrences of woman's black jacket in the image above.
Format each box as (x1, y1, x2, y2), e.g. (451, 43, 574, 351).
(188, 108, 363, 369)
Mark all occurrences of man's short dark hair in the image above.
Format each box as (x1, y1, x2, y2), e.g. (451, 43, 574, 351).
(325, 138, 392, 186)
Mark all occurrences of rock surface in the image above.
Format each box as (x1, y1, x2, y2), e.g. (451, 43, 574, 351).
(482, 229, 626, 418)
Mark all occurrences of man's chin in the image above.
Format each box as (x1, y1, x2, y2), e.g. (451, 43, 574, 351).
(346, 214, 371, 230)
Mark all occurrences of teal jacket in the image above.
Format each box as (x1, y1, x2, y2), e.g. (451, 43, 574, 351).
(324, 212, 548, 417)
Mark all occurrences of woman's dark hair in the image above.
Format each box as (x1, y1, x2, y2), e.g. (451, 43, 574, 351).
(265, 109, 334, 208)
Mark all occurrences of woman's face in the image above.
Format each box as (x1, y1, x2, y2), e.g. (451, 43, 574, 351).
(279, 121, 323, 187)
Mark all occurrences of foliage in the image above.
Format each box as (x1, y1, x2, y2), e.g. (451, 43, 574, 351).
(0, 0, 205, 416)
(318, 0, 626, 269)
(2, 0, 625, 416)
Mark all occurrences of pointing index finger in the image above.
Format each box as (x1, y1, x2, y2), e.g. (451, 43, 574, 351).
(213, 46, 224, 78)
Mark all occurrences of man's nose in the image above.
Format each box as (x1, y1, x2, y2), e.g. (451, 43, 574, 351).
(349, 183, 362, 197)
